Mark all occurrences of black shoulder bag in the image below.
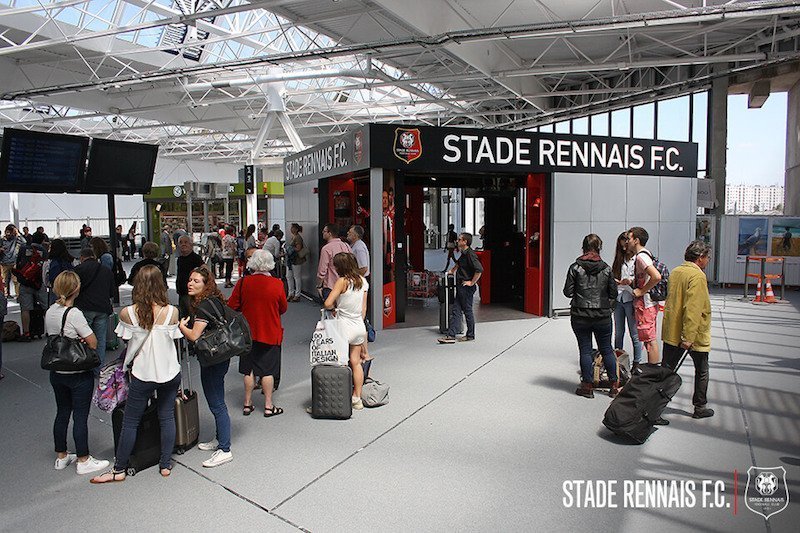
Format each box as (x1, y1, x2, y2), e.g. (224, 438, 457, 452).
(193, 297, 252, 367)
(41, 307, 101, 372)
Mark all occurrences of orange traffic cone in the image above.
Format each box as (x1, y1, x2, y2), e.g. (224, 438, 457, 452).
(763, 281, 777, 303)
(753, 280, 762, 302)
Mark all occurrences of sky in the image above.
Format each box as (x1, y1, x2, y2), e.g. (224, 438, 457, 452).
(726, 92, 788, 187)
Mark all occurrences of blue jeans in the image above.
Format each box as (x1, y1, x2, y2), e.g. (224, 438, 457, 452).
(114, 373, 181, 471)
(571, 318, 618, 384)
(82, 310, 109, 371)
(200, 360, 231, 452)
(448, 284, 477, 338)
(613, 300, 643, 363)
(50, 371, 94, 457)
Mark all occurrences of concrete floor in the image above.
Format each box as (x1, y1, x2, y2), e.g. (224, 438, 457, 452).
(0, 267, 798, 532)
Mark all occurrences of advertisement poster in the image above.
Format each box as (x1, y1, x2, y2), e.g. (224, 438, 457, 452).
(695, 215, 714, 246)
(383, 173, 396, 326)
(770, 218, 800, 261)
(736, 218, 768, 261)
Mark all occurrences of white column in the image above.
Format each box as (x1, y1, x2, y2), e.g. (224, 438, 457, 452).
(785, 80, 800, 215)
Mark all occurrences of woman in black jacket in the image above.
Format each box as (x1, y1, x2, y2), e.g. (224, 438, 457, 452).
(563, 234, 619, 399)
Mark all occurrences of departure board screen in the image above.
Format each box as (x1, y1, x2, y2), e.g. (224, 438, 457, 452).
(84, 138, 158, 194)
(0, 128, 89, 192)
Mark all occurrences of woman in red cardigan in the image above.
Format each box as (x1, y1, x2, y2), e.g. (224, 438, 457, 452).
(228, 249, 288, 417)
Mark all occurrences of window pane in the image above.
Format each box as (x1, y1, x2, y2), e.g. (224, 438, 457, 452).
(539, 123, 554, 133)
(555, 121, 570, 134)
(611, 108, 631, 137)
(572, 117, 589, 135)
(692, 92, 708, 172)
(633, 103, 655, 139)
(590, 113, 609, 136)
(657, 96, 690, 141)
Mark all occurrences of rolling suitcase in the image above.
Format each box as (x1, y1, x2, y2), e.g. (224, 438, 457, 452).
(311, 364, 352, 419)
(438, 273, 457, 334)
(174, 339, 199, 454)
(602, 350, 689, 444)
(112, 399, 161, 476)
(29, 304, 45, 339)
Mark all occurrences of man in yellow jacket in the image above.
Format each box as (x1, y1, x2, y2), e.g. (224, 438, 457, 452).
(661, 240, 714, 419)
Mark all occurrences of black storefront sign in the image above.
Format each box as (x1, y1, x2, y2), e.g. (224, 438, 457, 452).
(283, 127, 370, 184)
(368, 124, 697, 177)
(284, 124, 698, 183)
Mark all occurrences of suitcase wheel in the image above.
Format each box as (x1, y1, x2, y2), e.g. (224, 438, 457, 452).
(126, 467, 137, 476)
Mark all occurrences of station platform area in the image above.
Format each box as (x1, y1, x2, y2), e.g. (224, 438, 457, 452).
(0, 274, 798, 532)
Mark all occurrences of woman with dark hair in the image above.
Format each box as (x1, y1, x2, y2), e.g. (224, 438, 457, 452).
(324, 252, 369, 410)
(90, 265, 182, 483)
(90, 237, 113, 272)
(611, 232, 642, 374)
(244, 224, 257, 250)
(45, 239, 76, 304)
(179, 265, 233, 468)
(227, 250, 287, 418)
(564, 234, 619, 399)
(286, 224, 306, 301)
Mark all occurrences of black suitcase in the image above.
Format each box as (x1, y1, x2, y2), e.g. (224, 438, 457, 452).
(29, 304, 45, 339)
(438, 273, 457, 334)
(174, 340, 199, 454)
(112, 400, 161, 476)
(602, 351, 689, 444)
(311, 365, 352, 419)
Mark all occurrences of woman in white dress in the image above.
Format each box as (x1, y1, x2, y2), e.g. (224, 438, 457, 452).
(323, 252, 369, 410)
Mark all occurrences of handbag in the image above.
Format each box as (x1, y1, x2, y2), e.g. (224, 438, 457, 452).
(194, 297, 253, 367)
(310, 310, 349, 366)
(361, 377, 389, 407)
(41, 307, 101, 372)
(93, 350, 128, 412)
(364, 318, 376, 343)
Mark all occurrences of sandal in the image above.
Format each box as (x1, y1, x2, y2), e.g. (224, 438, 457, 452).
(263, 406, 284, 418)
(242, 405, 255, 416)
(90, 469, 126, 484)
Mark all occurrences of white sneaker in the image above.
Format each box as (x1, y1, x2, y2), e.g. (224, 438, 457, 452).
(76, 456, 110, 475)
(54, 453, 77, 470)
(197, 440, 218, 451)
(202, 449, 233, 468)
(352, 397, 364, 410)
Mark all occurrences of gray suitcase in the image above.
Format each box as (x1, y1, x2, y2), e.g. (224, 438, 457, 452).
(311, 365, 352, 419)
(174, 339, 199, 453)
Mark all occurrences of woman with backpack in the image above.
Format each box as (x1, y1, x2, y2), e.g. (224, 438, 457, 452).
(563, 234, 619, 400)
(90, 266, 182, 483)
(611, 232, 643, 375)
(178, 265, 234, 468)
(47, 271, 110, 475)
(90, 237, 114, 273)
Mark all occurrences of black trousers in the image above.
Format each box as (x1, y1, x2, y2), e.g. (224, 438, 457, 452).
(662, 342, 709, 407)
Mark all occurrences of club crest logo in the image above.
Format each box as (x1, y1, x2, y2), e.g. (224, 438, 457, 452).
(354, 130, 364, 164)
(383, 294, 392, 317)
(172, 185, 184, 197)
(393, 128, 422, 164)
(745, 466, 789, 519)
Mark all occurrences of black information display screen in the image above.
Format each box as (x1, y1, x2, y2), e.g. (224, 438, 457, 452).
(84, 138, 158, 195)
(0, 128, 89, 192)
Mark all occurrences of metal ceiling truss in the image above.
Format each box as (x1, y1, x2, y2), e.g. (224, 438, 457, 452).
(0, 0, 798, 163)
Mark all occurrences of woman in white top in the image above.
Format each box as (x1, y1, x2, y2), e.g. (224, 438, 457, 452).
(46, 271, 110, 476)
(611, 232, 643, 373)
(91, 266, 182, 483)
(323, 252, 369, 410)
